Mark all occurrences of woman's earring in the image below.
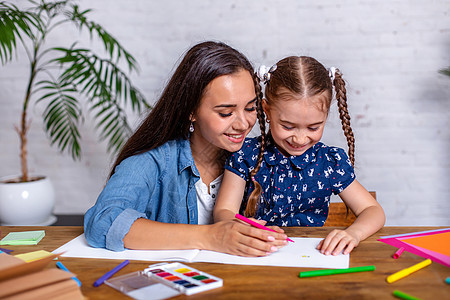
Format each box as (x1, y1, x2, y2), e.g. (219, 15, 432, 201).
(266, 119, 270, 123)
(189, 122, 195, 133)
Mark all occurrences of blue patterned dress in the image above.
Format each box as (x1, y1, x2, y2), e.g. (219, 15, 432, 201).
(226, 137, 355, 226)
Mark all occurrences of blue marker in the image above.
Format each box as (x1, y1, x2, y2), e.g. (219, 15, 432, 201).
(93, 259, 129, 287)
(445, 277, 450, 284)
(0, 247, 13, 254)
(56, 261, 82, 287)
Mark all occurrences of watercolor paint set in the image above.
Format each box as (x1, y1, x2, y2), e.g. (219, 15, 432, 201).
(105, 262, 222, 299)
(145, 262, 223, 295)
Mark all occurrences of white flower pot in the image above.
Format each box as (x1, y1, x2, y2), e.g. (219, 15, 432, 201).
(0, 175, 56, 225)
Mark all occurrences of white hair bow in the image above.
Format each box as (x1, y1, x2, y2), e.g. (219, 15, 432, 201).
(257, 64, 277, 84)
(328, 67, 337, 82)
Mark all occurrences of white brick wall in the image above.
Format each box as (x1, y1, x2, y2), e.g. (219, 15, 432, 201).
(1, 0, 449, 225)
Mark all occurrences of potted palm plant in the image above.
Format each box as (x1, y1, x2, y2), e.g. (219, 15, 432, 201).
(0, 0, 149, 225)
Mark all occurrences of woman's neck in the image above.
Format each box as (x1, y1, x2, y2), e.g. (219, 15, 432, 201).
(190, 138, 226, 186)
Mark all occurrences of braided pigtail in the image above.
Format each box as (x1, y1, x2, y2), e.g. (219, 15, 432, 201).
(244, 75, 267, 218)
(332, 69, 355, 166)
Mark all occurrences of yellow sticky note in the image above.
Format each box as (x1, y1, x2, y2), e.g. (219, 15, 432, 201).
(15, 250, 53, 262)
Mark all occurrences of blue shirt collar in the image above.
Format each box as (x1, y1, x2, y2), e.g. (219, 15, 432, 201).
(177, 139, 200, 177)
(263, 138, 322, 170)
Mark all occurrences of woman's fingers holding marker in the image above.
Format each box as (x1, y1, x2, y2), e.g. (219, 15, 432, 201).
(266, 225, 285, 234)
(237, 234, 278, 256)
(234, 245, 270, 257)
(209, 220, 282, 257)
(238, 221, 288, 243)
(241, 224, 281, 244)
(250, 218, 267, 226)
(221, 223, 277, 256)
(235, 222, 289, 255)
(263, 226, 288, 248)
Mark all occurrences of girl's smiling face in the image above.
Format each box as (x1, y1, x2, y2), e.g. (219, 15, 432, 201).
(263, 93, 328, 157)
(190, 69, 257, 154)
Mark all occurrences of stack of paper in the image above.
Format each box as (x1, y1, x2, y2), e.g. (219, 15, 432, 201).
(0, 230, 45, 245)
(0, 252, 84, 299)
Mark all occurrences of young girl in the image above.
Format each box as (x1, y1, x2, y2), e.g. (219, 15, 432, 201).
(214, 56, 385, 256)
(84, 41, 287, 257)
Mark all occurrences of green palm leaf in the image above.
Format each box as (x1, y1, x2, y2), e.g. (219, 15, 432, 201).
(36, 79, 82, 159)
(439, 67, 450, 77)
(0, 1, 43, 64)
(65, 4, 137, 71)
(50, 46, 149, 153)
(92, 100, 131, 152)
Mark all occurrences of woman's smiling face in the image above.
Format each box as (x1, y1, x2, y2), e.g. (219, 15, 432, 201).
(191, 69, 257, 153)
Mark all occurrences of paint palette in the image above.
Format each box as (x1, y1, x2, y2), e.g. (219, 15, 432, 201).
(144, 262, 223, 295)
(105, 270, 182, 299)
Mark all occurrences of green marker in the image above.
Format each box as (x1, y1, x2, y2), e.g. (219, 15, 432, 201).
(392, 290, 422, 300)
(299, 265, 375, 278)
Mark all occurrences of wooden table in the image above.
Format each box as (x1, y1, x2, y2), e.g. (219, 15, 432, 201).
(1, 226, 448, 299)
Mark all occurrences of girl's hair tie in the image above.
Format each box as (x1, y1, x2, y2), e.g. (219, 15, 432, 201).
(328, 67, 337, 82)
(251, 176, 256, 182)
(257, 64, 277, 84)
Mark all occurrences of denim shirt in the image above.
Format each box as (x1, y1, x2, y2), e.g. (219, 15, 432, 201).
(84, 139, 200, 251)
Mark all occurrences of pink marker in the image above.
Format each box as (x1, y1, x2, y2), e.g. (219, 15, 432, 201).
(235, 213, 294, 243)
(393, 247, 405, 259)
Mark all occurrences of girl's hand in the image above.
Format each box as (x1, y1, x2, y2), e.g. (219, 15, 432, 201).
(206, 219, 288, 257)
(316, 180, 385, 256)
(316, 229, 360, 256)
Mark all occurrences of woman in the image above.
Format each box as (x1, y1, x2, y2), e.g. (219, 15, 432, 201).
(84, 41, 287, 257)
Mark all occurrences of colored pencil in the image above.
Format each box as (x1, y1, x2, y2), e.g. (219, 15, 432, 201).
(56, 261, 82, 287)
(386, 259, 432, 283)
(299, 265, 375, 278)
(93, 259, 129, 287)
(392, 289, 422, 300)
(393, 247, 405, 259)
(0, 247, 13, 254)
(235, 213, 294, 242)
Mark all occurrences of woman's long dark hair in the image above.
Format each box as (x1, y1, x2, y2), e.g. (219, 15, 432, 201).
(109, 41, 258, 178)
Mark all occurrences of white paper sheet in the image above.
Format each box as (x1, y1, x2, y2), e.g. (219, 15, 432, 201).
(53, 234, 349, 269)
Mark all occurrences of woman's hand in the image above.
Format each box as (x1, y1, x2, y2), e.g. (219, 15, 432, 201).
(316, 229, 360, 256)
(247, 218, 288, 249)
(205, 219, 288, 257)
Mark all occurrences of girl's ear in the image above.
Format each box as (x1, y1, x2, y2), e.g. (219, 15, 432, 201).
(262, 98, 270, 120)
(189, 113, 196, 122)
